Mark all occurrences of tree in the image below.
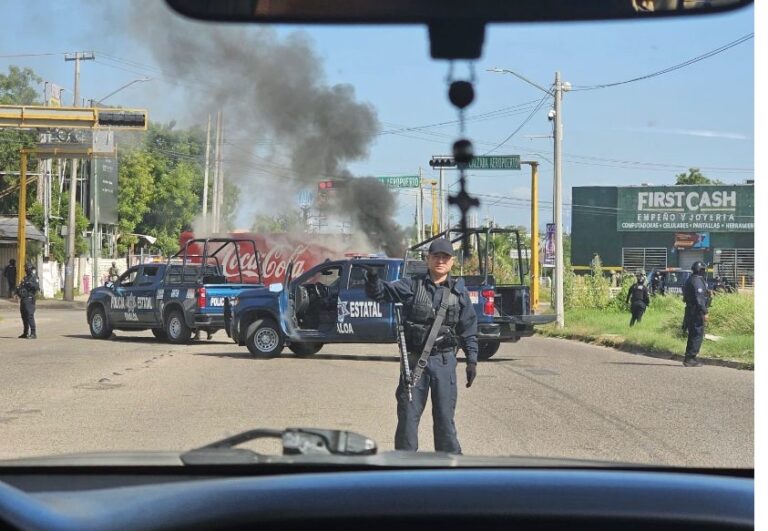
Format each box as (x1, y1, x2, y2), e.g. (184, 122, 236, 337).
(675, 167, 723, 185)
(116, 151, 156, 254)
(0, 66, 42, 105)
(28, 191, 89, 263)
(0, 66, 42, 215)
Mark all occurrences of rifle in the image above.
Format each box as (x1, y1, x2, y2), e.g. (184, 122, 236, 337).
(394, 303, 412, 402)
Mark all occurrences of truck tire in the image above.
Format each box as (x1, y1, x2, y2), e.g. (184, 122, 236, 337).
(245, 318, 284, 357)
(152, 328, 168, 340)
(478, 340, 500, 360)
(288, 342, 323, 357)
(88, 306, 113, 339)
(165, 309, 192, 343)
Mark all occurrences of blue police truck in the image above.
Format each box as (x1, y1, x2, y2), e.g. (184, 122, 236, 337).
(86, 238, 262, 343)
(227, 227, 555, 359)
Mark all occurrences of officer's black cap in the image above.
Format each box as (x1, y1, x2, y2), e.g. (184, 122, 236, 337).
(428, 238, 455, 257)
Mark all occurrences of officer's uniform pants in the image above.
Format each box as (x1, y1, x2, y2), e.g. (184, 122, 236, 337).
(629, 301, 646, 326)
(685, 310, 705, 360)
(20, 298, 36, 335)
(395, 349, 461, 454)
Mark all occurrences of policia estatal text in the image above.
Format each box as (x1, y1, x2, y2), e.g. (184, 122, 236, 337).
(365, 238, 478, 453)
(17, 264, 39, 339)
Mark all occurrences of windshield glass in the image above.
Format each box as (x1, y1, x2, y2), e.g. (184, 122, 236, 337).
(0, 0, 755, 468)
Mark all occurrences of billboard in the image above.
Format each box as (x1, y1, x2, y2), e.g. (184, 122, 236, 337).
(90, 156, 119, 225)
(543, 223, 556, 267)
(674, 232, 710, 250)
(617, 185, 753, 232)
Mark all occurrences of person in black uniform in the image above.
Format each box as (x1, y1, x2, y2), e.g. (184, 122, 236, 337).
(682, 261, 710, 367)
(626, 272, 650, 327)
(16, 264, 39, 339)
(3, 259, 16, 299)
(364, 238, 478, 454)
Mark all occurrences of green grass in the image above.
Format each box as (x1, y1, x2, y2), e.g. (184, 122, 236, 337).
(538, 292, 753, 367)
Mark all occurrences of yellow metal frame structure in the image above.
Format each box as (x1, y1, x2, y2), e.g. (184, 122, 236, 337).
(0, 104, 148, 130)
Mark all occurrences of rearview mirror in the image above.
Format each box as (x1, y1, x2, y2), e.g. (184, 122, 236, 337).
(166, 0, 751, 24)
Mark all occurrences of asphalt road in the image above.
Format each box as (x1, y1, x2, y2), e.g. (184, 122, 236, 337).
(0, 305, 754, 467)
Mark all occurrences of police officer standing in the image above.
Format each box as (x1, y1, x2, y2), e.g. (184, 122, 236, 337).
(108, 262, 120, 283)
(3, 258, 16, 299)
(682, 261, 710, 367)
(365, 238, 478, 454)
(17, 264, 39, 339)
(626, 272, 650, 327)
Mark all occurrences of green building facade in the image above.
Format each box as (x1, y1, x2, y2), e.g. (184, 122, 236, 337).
(571, 184, 754, 286)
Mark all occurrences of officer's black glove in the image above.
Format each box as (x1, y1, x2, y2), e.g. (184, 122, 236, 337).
(466, 362, 477, 388)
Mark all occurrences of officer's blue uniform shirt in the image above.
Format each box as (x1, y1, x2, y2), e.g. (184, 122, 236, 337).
(366, 273, 479, 364)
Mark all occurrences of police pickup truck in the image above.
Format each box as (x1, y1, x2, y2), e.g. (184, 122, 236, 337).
(86, 238, 262, 343)
(228, 227, 554, 359)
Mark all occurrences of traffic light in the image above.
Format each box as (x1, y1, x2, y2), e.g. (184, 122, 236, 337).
(96, 109, 148, 130)
(429, 157, 456, 168)
(318, 180, 336, 190)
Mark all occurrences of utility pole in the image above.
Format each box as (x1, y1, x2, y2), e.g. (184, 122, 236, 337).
(417, 168, 424, 241)
(202, 114, 211, 231)
(553, 72, 570, 329)
(438, 166, 444, 232)
(216, 113, 225, 233)
(63, 51, 94, 301)
(211, 111, 221, 232)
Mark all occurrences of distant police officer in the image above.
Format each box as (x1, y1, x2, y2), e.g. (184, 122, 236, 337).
(17, 264, 39, 339)
(108, 262, 120, 283)
(626, 272, 650, 327)
(682, 261, 710, 367)
(3, 258, 16, 299)
(365, 238, 478, 453)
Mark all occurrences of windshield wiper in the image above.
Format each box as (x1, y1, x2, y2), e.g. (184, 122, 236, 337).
(181, 428, 377, 465)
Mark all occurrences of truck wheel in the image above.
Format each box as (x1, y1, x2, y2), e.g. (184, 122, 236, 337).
(288, 342, 323, 357)
(245, 318, 284, 357)
(165, 309, 192, 343)
(89, 306, 113, 339)
(152, 328, 168, 340)
(478, 341, 500, 360)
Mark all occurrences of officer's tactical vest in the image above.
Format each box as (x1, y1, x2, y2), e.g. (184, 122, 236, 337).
(404, 275, 460, 352)
(630, 284, 646, 303)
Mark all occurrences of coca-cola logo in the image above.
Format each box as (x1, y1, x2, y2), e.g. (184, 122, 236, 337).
(218, 243, 312, 283)
(221, 247, 262, 280)
(262, 244, 310, 280)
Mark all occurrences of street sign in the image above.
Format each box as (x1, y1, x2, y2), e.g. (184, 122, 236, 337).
(376, 175, 420, 188)
(468, 155, 521, 170)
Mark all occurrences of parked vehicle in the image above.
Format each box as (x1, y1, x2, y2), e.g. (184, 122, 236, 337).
(86, 238, 262, 343)
(228, 227, 555, 359)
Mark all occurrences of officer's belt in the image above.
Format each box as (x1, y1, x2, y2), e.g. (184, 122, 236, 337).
(410, 286, 456, 387)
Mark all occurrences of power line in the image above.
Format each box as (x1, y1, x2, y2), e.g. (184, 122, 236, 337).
(483, 93, 552, 155)
(572, 33, 754, 91)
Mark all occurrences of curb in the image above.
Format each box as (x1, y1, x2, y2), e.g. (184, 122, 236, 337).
(0, 299, 87, 312)
(535, 330, 753, 370)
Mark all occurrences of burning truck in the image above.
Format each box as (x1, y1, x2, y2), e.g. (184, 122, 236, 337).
(179, 231, 357, 286)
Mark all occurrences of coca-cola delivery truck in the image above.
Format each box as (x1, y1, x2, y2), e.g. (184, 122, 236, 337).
(180, 231, 352, 285)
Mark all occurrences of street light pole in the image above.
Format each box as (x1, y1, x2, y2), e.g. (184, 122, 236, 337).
(93, 77, 151, 106)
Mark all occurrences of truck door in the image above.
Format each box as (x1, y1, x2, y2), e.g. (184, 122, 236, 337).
(135, 265, 162, 325)
(109, 266, 140, 326)
(341, 263, 393, 340)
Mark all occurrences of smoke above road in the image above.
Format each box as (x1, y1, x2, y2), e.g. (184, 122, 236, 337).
(109, 1, 405, 255)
